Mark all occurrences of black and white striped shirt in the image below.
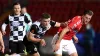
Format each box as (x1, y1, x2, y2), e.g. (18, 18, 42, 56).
(30, 20, 56, 39)
(2, 14, 31, 42)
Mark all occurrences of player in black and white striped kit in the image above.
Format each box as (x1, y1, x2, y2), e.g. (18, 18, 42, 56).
(23, 13, 67, 56)
(1, 3, 32, 56)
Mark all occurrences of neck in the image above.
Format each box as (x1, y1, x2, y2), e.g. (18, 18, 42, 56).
(14, 13, 21, 16)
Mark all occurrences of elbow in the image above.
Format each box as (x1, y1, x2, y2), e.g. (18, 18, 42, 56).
(27, 36, 33, 41)
(28, 36, 37, 42)
(2, 23, 7, 31)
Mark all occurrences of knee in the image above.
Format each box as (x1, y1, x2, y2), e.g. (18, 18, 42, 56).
(70, 52, 78, 56)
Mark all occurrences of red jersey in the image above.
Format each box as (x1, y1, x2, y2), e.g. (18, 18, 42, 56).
(58, 16, 82, 40)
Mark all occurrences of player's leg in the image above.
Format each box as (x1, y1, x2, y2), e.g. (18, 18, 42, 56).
(66, 40, 78, 56)
(25, 43, 40, 56)
(23, 36, 40, 56)
(55, 54, 62, 56)
(9, 41, 17, 56)
(70, 52, 78, 56)
(17, 41, 25, 56)
(27, 52, 40, 56)
(26, 48, 40, 56)
(54, 46, 62, 56)
(54, 40, 63, 56)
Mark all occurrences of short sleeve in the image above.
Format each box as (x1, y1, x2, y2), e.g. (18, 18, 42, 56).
(25, 15, 30, 23)
(4, 16, 9, 24)
(30, 24, 39, 34)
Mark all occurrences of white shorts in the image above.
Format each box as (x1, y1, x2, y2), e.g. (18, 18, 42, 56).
(54, 39, 77, 55)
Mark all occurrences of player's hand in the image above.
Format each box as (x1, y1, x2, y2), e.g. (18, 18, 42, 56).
(0, 44, 5, 53)
(40, 39, 46, 46)
(54, 43, 60, 52)
(1, 46, 5, 53)
(2, 31, 6, 35)
(74, 37, 78, 43)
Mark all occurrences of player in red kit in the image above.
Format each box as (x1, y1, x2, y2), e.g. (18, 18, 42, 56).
(53, 10, 94, 56)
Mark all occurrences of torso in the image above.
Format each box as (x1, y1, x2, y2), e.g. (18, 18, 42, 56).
(58, 16, 82, 40)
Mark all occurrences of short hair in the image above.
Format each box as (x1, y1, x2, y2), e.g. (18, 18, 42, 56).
(83, 10, 94, 16)
(21, 6, 26, 8)
(41, 13, 51, 19)
(13, 2, 21, 8)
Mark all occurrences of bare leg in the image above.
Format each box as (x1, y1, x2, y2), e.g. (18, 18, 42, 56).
(9, 53, 17, 56)
(27, 52, 40, 56)
(55, 54, 62, 56)
(70, 52, 78, 56)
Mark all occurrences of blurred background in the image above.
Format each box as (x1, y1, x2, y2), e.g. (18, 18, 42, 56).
(0, 0, 100, 56)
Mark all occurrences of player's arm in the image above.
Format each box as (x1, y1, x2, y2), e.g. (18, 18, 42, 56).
(1, 18, 9, 35)
(56, 26, 70, 44)
(27, 14, 32, 22)
(27, 25, 42, 42)
(27, 32, 42, 42)
(24, 15, 32, 27)
(73, 35, 78, 43)
(54, 26, 70, 51)
(50, 20, 68, 27)
(0, 31, 5, 53)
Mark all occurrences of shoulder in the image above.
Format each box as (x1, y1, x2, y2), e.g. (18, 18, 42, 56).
(31, 24, 38, 29)
(72, 16, 81, 21)
(33, 21, 41, 27)
(9, 14, 14, 16)
(73, 16, 81, 20)
(30, 22, 39, 31)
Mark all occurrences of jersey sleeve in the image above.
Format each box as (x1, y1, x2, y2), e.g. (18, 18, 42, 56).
(50, 20, 56, 27)
(30, 24, 39, 34)
(4, 16, 9, 24)
(24, 15, 30, 23)
(30, 24, 43, 39)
